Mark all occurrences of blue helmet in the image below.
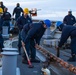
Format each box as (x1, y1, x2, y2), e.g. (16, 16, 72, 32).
(56, 21, 62, 27)
(43, 19, 51, 27)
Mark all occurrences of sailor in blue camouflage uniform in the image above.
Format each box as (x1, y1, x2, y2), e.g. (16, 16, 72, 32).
(63, 10, 76, 25)
(0, 7, 4, 52)
(1, 7, 11, 34)
(17, 8, 32, 54)
(0, 1, 6, 12)
(0, 32, 4, 52)
(21, 19, 51, 64)
(0, 8, 3, 33)
(56, 21, 76, 62)
(12, 3, 23, 21)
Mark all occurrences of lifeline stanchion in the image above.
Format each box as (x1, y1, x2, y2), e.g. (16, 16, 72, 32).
(1, 51, 18, 75)
(56, 47, 60, 57)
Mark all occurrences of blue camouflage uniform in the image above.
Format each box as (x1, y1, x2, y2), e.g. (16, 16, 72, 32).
(58, 25, 76, 56)
(0, 15, 3, 33)
(63, 14, 76, 25)
(13, 6, 23, 21)
(0, 17, 4, 52)
(2, 11, 11, 33)
(21, 22, 46, 60)
(17, 15, 32, 53)
(0, 13, 4, 52)
(0, 33, 4, 52)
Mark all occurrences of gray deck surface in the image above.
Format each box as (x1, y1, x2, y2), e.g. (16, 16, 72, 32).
(12, 41, 43, 75)
(12, 39, 76, 75)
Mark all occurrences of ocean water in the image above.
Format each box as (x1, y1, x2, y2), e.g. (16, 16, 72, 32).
(1, 0, 76, 21)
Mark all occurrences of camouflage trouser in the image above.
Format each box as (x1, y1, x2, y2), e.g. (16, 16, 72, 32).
(71, 38, 76, 55)
(18, 31, 22, 48)
(0, 39, 4, 52)
(23, 39, 36, 60)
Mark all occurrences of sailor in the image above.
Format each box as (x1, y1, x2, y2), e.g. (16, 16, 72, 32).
(0, 7, 3, 33)
(1, 7, 11, 34)
(0, 1, 6, 12)
(0, 7, 4, 52)
(56, 21, 76, 62)
(17, 8, 32, 55)
(63, 10, 76, 25)
(21, 19, 51, 64)
(12, 3, 23, 21)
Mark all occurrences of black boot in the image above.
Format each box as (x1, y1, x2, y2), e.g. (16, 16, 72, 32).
(30, 58, 40, 63)
(22, 58, 28, 64)
(67, 55, 76, 62)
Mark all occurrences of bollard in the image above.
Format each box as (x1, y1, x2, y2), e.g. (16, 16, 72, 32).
(1, 51, 18, 75)
(43, 27, 51, 39)
(2, 48, 18, 52)
(0, 67, 20, 75)
(44, 27, 50, 35)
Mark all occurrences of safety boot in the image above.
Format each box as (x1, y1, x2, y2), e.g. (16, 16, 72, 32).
(67, 55, 76, 62)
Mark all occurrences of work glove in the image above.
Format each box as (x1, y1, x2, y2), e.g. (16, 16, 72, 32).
(21, 41, 25, 47)
(35, 44, 40, 49)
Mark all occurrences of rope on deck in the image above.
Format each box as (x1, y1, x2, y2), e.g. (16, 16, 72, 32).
(37, 46, 76, 74)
